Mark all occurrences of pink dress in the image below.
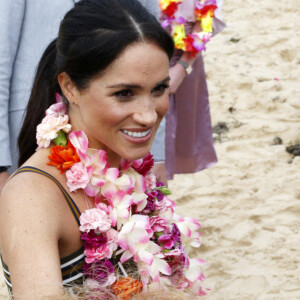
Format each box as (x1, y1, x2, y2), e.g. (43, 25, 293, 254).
(163, 0, 225, 179)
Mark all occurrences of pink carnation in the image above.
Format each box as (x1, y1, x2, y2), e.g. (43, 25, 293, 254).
(149, 216, 169, 232)
(132, 153, 154, 176)
(95, 202, 112, 215)
(145, 173, 157, 192)
(155, 197, 175, 214)
(36, 114, 71, 148)
(106, 228, 119, 253)
(84, 244, 111, 264)
(66, 162, 90, 192)
(79, 207, 112, 234)
(45, 93, 66, 116)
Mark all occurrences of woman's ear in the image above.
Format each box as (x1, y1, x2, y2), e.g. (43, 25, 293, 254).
(57, 72, 79, 105)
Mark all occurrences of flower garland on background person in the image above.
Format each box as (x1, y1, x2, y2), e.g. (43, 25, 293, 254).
(159, 0, 218, 56)
(36, 95, 207, 298)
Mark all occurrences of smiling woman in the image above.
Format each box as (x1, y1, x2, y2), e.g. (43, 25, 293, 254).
(0, 0, 206, 298)
(0, 0, 175, 299)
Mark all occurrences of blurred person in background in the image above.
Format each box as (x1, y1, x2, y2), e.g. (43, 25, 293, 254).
(151, 0, 226, 183)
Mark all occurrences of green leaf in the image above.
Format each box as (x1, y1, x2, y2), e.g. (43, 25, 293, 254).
(162, 249, 171, 253)
(52, 130, 67, 147)
(156, 186, 172, 195)
(155, 232, 164, 238)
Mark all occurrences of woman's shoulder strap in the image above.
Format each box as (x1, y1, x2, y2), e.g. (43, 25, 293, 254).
(12, 166, 81, 225)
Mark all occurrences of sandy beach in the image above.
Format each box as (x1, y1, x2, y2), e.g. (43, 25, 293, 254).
(1, 0, 300, 298)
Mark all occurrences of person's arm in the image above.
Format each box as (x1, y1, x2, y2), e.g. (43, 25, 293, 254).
(0, 0, 26, 172)
(0, 173, 65, 299)
(169, 22, 201, 94)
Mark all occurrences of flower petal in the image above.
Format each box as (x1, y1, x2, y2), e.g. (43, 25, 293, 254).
(120, 250, 133, 263)
(69, 131, 89, 155)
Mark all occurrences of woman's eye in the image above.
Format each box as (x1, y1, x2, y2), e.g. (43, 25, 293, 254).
(113, 89, 134, 100)
(152, 84, 169, 96)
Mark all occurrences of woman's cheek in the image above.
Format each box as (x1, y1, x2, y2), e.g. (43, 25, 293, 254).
(158, 96, 169, 116)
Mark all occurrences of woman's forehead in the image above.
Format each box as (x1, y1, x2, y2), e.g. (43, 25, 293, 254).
(99, 42, 170, 84)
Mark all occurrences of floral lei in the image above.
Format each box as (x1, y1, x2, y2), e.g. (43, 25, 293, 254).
(159, 0, 218, 56)
(36, 94, 207, 298)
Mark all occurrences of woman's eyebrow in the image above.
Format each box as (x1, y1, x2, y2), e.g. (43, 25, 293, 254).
(154, 76, 170, 87)
(107, 76, 170, 89)
(107, 83, 141, 89)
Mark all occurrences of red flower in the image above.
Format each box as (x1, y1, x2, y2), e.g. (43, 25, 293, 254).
(133, 153, 154, 176)
(183, 35, 198, 57)
(47, 140, 80, 173)
(163, 2, 181, 18)
(194, 5, 217, 19)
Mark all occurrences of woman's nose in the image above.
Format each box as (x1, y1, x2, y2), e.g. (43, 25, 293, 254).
(132, 98, 157, 127)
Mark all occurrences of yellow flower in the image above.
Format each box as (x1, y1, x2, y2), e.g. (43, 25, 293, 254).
(200, 13, 213, 33)
(172, 23, 186, 50)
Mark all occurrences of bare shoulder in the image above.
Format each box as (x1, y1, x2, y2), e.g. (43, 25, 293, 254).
(0, 149, 66, 221)
(0, 170, 66, 297)
(0, 168, 65, 251)
(0, 167, 64, 215)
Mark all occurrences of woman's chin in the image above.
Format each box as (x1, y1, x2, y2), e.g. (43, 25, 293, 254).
(122, 148, 151, 162)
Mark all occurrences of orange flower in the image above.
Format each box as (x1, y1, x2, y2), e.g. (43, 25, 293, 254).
(47, 140, 80, 173)
(111, 277, 143, 300)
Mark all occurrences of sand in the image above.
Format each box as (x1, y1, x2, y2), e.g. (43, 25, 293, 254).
(170, 0, 300, 298)
(1, 0, 300, 298)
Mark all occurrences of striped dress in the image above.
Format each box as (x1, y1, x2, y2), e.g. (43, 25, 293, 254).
(0, 167, 85, 296)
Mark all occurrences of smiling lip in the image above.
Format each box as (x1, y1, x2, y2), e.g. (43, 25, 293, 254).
(120, 128, 152, 144)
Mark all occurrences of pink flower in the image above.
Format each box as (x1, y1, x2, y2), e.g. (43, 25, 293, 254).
(158, 234, 174, 249)
(122, 169, 145, 194)
(119, 158, 137, 171)
(45, 93, 67, 116)
(185, 258, 205, 283)
(83, 149, 112, 197)
(36, 114, 71, 148)
(66, 162, 90, 192)
(132, 192, 148, 212)
(118, 215, 153, 252)
(79, 208, 112, 234)
(82, 230, 117, 264)
(69, 130, 89, 159)
(173, 214, 202, 248)
(106, 228, 119, 254)
(108, 192, 134, 229)
(132, 153, 154, 176)
(118, 215, 159, 266)
(84, 244, 111, 263)
(149, 216, 169, 233)
(144, 173, 157, 192)
(95, 203, 112, 215)
(163, 249, 183, 258)
(81, 231, 107, 248)
(83, 259, 116, 287)
(138, 254, 171, 284)
(154, 197, 176, 221)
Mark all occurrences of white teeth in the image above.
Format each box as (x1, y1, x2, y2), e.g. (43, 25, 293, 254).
(123, 129, 151, 138)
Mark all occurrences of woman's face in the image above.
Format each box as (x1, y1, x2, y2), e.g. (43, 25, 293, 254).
(69, 42, 170, 166)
